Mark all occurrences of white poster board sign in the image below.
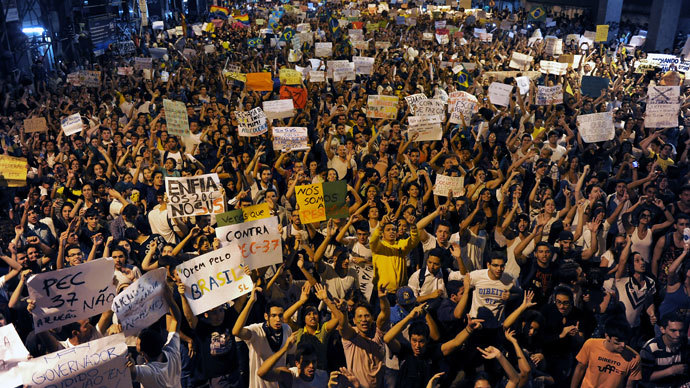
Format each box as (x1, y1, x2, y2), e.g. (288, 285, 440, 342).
(273, 127, 309, 151)
(236, 107, 268, 136)
(61, 113, 83, 136)
(433, 174, 464, 197)
(315, 42, 333, 57)
(0, 324, 29, 387)
(216, 216, 283, 270)
(577, 112, 615, 143)
(263, 99, 295, 120)
(509, 52, 533, 70)
(407, 115, 443, 141)
(165, 173, 225, 218)
(536, 85, 563, 105)
(488, 82, 513, 107)
(111, 267, 168, 335)
(645, 86, 680, 128)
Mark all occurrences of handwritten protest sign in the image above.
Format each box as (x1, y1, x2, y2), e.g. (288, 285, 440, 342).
(117, 66, 133, 76)
(279, 68, 302, 85)
(352, 263, 375, 300)
(166, 173, 225, 218)
(111, 268, 168, 335)
(175, 245, 253, 315)
(595, 24, 609, 42)
(80, 71, 101, 87)
(27, 258, 116, 332)
(23, 117, 47, 133)
(216, 216, 283, 270)
(448, 92, 478, 124)
(61, 113, 83, 136)
(577, 112, 614, 143)
(134, 57, 153, 70)
(326, 60, 355, 81)
(263, 99, 295, 120)
(408, 115, 443, 141)
(509, 52, 533, 70)
(481, 71, 541, 82)
(539, 60, 568, 75)
(0, 155, 27, 187)
(366, 95, 398, 119)
(236, 107, 268, 136)
(315, 42, 332, 57)
(0, 324, 29, 386)
(645, 86, 680, 128)
(544, 37, 563, 56)
(488, 82, 513, 107)
(434, 174, 464, 197)
(536, 85, 563, 105)
(18, 333, 131, 388)
(295, 181, 348, 224)
(309, 71, 325, 82)
(405, 93, 427, 107)
(581, 76, 610, 97)
(163, 99, 190, 136)
(412, 99, 445, 119)
(273, 126, 309, 151)
(353, 56, 375, 75)
(216, 203, 271, 227)
(516, 76, 531, 95)
(67, 72, 82, 86)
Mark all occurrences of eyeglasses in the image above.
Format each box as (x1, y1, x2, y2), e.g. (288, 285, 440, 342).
(555, 299, 572, 306)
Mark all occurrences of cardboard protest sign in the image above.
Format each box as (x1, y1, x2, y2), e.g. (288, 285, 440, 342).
(488, 82, 513, 107)
(645, 86, 680, 128)
(0, 155, 27, 187)
(236, 107, 268, 136)
(315, 42, 333, 57)
(448, 92, 478, 124)
(216, 216, 283, 270)
(0, 324, 29, 387)
(133, 57, 153, 70)
(309, 71, 325, 82)
(509, 52, 533, 70)
(405, 93, 427, 107)
(18, 333, 131, 388)
(407, 115, 443, 141)
(411, 99, 445, 119)
(366, 95, 399, 119)
(23, 117, 47, 133)
(61, 113, 83, 136)
(163, 99, 190, 136)
(117, 66, 133, 76)
(581, 76, 610, 97)
(544, 38, 563, 56)
(433, 174, 464, 197)
(353, 56, 375, 75)
(263, 99, 295, 120)
(80, 70, 101, 87)
(27, 258, 116, 332)
(539, 60, 568, 75)
(112, 268, 168, 335)
(246, 72, 273, 91)
(273, 126, 309, 151)
(327, 60, 355, 81)
(536, 85, 563, 105)
(295, 180, 348, 224)
(175, 245, 253, 314)
(216, 203, 271, 227)
(279, 68, 302, 85)
(166, 173, 225, 218)
(595, 25, 609, 42)
(577, 112, 615, 143)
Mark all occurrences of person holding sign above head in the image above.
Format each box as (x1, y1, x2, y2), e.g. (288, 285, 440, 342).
(129, 282, 183, 388)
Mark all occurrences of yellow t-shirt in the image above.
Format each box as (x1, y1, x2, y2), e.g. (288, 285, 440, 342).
(576, 338, 642, 388)
(371, 226, 419, 292)
(650, 151, 674, 172)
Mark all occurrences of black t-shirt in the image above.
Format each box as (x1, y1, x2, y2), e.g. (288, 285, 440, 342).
(519, 257, 556, 306)
(394, 342, 447, 388)
(194, 308, 240, 379)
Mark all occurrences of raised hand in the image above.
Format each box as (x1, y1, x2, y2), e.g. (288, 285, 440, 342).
(477, 346, 501, 359)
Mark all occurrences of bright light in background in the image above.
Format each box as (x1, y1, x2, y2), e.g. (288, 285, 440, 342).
(22, 27, 45, 35)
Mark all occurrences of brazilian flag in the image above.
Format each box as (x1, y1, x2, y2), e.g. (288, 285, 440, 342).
(528, 5, 546, 22)
(456, 70, 472, 90)
(247, 37, 262, 47)
(269, 17, 280, 30)
(329, 15, 339, 33)
(280, 28, 295, 42)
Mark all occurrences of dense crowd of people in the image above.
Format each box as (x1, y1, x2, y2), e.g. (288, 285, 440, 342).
(2, 1, 690, 387)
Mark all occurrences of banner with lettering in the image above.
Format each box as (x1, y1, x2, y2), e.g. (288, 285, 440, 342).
(295, 180, 348, 224)
(111, 268, 168, 335)
(536, 85, 563, 105)
(366, 95, 399, 119)
(0, 155, 27, 187)
(27, 258, 116, 332)
(433, 174, 464, 197)
(236, 107, 268, 136)
(175, 245, 253, 315)
(165, 174, 224, 218)
(216, 203, 271, 227)
(216, 216, 283, 270)
(273, 126, 309, 151)
(61, 113, 83, 136)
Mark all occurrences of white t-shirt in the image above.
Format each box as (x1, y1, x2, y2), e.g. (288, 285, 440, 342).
(243, 323, 293, 388)
(507, 236, 534, 281)
(328, 156, 356, 180)
(469, 269, 515, 323)
(288, 367, 330, 388)
(408, 267, 446, 298)
(148, 206, 178, 244)
(135, 332, 182, 388)
(614, 276, 655, 328)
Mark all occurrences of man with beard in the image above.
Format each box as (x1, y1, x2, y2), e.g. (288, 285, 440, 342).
(233, 287, 293, 388)
(257, 334, 330, 387)
(640, 312, 690, 388)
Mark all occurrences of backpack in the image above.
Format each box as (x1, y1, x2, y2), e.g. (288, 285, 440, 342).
(418, 265, 451, 290)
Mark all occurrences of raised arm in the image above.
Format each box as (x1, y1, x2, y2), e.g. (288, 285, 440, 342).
(232, 286, 261, 340)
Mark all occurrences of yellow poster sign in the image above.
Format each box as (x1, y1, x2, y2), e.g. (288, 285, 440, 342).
(595, 25, 609, 42)
(279, 69, 302, 85)
(295, 183, 326, 224)
(0, 155, 27, 187)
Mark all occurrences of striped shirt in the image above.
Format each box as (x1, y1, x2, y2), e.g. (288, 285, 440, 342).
(640, 336, 690, 388)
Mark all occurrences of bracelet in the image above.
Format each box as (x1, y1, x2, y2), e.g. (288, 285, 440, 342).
(465, 327, 474, 334)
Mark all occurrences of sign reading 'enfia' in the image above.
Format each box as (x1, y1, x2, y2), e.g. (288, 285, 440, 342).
(175, 245, 253, 315)
(165, 173, 225, 218)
